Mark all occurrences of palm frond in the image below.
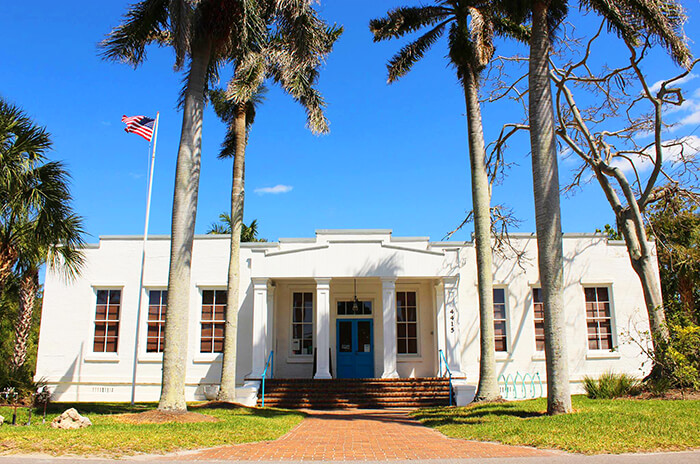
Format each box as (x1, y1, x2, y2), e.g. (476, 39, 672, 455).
(169, 0, 196, 69)
(99, 0, 170, 67)
(580, 0, 691, 67)
(370, 5, 450, 42)
(386, 21, 448, 83)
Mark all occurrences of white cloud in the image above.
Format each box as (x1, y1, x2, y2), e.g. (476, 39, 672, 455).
(678, 107, 700, 127)
(648, 73, 698, 94)
(610, 135, 700, 174)
(660, 135, 700, 163)
(254, 184, 293, 195)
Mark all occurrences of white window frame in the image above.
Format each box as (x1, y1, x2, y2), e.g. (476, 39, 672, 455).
(396, 286, 421, 357)
(493, 286, 510, 354)
(144, 288, 168, 354)
(531, 287, 545, 353)
(582, 284, 617, 352)
(91, 287, 123, 355)
(199, 288, 227, 354)
(289, 288, 315, 359)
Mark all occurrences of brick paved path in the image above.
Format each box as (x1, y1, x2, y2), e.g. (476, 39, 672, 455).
(166, 409, 554, 461)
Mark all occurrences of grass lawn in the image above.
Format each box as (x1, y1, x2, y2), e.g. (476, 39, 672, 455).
(413, 395, 700, 454)
(0, 402, 304, 457)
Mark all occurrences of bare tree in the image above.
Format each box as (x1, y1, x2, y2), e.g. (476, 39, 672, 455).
(493, 24, 699, 359)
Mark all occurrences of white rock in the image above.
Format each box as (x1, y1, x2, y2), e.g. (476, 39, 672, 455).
(51, 408, 92, 429)
(0, 415, 4, 425)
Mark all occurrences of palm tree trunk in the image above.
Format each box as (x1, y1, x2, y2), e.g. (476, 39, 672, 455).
(159, 38, 212, 412)
(0, 246, 18, 297)
(463, 65, 499, 401)
(529, 0, 572, 415)
(218, 104, 247, 402)
(11, 268, 39, 370)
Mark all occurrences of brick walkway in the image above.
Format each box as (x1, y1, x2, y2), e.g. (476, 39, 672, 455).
(165, 409, 554, 461)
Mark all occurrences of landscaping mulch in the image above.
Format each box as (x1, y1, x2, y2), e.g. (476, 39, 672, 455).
(114, 410, 219, 424)
(629, 389, 700, 400)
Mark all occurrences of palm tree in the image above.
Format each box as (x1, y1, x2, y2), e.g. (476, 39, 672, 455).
(101, 0, 324, 411)
(208, 18, 341, 401)
(207, 212, 266, 242)
(498, 0, 691, 414)
(371, 2, 527, 401)
(0, 98, 85, 371)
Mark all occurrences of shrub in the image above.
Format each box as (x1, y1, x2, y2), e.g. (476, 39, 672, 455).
(583, 372, 641, 399)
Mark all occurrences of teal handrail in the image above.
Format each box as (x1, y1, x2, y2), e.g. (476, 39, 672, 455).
(261, 350, 274, 408)
(438, 349, 453, 406)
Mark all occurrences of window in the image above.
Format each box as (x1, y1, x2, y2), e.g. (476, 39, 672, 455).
(585, 287, 613, 350)
(493, 288, 507, 352)
(292, 292, 313, 355)
(147, 290, 167, 353)
(337, 300, 372, 315)
(532, 288, 545, 352)
(93, 289, 121, 353)
(201, 290, 226, 353)
(397, 291, 418, 354)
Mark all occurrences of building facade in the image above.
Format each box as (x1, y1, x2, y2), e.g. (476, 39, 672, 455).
(35, 229, 655, 405)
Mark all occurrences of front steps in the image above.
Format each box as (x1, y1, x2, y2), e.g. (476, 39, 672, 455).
(256, 377, 453, 409)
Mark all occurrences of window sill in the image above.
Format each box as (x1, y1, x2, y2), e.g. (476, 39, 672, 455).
(287, 356, 313, 364)
(84, 354, 120, 363)
(495, 352, 511, 362)
(585, 351, 621, 360)
(193, 354, 223, 364)
(138, 355, 164, 364)
(398, 355, 423, 362)
(531, 353, 546, 361)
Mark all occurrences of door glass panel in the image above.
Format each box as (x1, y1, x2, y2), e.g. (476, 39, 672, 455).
(357, 321, 371, 353)
(339, 321, 352, 352)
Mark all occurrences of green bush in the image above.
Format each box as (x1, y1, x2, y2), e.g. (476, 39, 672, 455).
(583, 372, 641, 399)
(662, 322, 700, 391)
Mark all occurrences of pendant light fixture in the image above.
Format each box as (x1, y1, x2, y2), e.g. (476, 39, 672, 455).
(352, 278, 360, 314)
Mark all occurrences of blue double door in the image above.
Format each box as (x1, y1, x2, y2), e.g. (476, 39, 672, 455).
(336, 319, 374, 379)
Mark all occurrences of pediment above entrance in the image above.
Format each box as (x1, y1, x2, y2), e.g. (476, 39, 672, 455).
(249, 229, 463, 279)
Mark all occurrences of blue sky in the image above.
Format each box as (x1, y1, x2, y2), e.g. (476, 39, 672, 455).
(2, 1, 699, 243)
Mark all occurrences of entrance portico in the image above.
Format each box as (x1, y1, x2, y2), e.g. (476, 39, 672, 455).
(247, 229, 463, 380)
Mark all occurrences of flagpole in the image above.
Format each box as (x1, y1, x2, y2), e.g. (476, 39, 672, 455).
(131, 112, 159, 406)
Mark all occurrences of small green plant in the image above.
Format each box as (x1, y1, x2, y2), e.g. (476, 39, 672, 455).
(583, 372, 641, 399)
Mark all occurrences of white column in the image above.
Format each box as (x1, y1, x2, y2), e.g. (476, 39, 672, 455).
(381, 278, 399, 378)
(434, 280, 447, 375)
(266, 282, 275, 357)
(250, 278, 268, 378)
(443, 276, 464, 376)
(314, 278, 332, 379)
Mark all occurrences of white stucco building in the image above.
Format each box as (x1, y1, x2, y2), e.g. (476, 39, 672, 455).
(35, 229, 655, 406)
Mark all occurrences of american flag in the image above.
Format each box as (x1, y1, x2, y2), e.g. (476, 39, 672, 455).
(121, 115, 155, 142)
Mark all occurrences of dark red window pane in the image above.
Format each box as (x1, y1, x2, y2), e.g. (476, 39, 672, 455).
(95, 305, 107, 320)
(105, 338, 118, 352)
(201, 339, 212, 353)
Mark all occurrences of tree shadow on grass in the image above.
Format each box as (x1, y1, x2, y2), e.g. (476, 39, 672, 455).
(44, 402, 304, 420)
(46, 402, 157, 415)
(413, 402, 545, 428)
(191, 401, 305, 419)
